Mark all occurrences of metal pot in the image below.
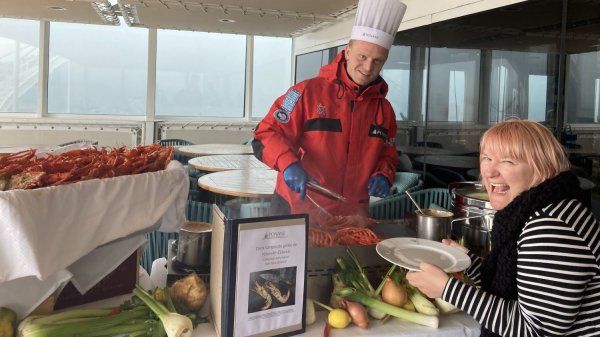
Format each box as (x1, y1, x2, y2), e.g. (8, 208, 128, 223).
(449, 182, 496, 257)
(416, 208, 454, 241)
(175, 221, 212, 272)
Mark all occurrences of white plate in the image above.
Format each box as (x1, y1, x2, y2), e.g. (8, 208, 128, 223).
(376, 237, 471, 272)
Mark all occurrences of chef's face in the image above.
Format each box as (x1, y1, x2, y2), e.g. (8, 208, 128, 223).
(344, 40, 389, 86)
(479, 146, 537, 210)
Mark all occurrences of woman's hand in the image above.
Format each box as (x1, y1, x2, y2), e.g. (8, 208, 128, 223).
(406, 262, 450, 299)
(441, 238, 469, 254)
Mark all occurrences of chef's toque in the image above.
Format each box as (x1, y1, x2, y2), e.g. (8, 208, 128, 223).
(350, 0, 407, 50)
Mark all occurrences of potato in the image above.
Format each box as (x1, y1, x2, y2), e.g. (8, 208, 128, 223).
(170, 273, 208, 312)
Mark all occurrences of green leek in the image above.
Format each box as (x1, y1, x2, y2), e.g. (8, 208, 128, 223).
(133, 285, 193, 337)
(336, 287, 439, 328)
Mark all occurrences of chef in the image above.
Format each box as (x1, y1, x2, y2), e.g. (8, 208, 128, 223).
(252, 0, 407, 224)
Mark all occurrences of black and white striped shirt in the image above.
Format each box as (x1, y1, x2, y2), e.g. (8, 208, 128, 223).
(444, 199, 600, 336)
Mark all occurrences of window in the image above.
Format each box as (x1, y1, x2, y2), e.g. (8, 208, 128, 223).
(595, 79, 600, 123)
(428, 48, 480, 122)
(566, 52, 600, 123)
(490, 65, 509, 123)
(48, 22, 147, 115)
(155, 30, 245, 117)
(449, 71, 465, 122)
(528, 75, 547, 121)
(381, 45, 411, 121)
(295, 51, 324, 84)
(0, 18, 39, 113)
(252, 36, 292, 119)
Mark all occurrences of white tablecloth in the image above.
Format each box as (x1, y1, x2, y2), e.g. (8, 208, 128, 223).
(0, 161, 189, 318)
(0, 161, 188, 282)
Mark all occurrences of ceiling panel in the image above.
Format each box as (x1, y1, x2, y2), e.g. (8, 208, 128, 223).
(0, 0, 358, 37)
(0, 0, 114, 25)
(118, 0, 357, 36)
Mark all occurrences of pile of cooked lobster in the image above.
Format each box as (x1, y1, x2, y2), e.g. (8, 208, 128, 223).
(308, 214, 382, 247)
(0, 144, 173, 191)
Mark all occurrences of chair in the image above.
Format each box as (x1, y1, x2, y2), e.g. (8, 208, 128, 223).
(158, 138, 193, 147)
(239, 201, 271, 218)
(389, 172, 422, 195)
(159, 138, 194, 164)
(397, 153, 414, 171)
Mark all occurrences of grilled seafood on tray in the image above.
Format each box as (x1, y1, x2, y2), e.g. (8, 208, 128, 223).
(308, 214, 382, 247)
(0, 144, 173, 191)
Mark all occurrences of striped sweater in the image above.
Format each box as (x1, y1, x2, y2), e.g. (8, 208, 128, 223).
(444, 198, 600, 336)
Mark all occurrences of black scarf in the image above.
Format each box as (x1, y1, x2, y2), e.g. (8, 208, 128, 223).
(479, 171, 584, 337)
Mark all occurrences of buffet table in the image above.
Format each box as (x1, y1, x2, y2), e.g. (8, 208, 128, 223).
(188, 154, 269, 172)
(197, 168, 277, 198)
(177, 144, 254, 157)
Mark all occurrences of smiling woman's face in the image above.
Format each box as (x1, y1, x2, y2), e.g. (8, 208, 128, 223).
(479, 146, 537, 210)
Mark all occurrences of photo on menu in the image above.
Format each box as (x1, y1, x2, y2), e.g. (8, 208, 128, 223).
(247, 266, 297, 313)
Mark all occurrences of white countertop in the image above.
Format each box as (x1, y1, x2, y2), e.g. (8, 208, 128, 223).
(194, 310, 480, 337)
(84, 284, 480, 337)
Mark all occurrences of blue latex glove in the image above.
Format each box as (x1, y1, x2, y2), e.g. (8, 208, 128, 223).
(283, 162, 308, 200)
(368, 175, 390, 197)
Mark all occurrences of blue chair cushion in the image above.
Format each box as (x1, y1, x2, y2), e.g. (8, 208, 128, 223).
(392, 172, 421, 194)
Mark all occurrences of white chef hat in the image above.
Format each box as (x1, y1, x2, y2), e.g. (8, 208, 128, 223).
(350, 0, 407, 50)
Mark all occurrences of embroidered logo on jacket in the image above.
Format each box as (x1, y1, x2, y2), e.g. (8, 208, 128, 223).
(368, 125, 389, 140)
(274, 109, 290, 123)
(281, 89, 301, 113)
(316, 103, 326, 115)
(275, 88, 301, 123)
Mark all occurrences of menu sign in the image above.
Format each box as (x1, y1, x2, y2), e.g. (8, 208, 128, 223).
(210, 205, 307, 337)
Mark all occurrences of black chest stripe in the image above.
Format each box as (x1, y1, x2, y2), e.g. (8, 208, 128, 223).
(304, 118, 342, 132)
(369, 125, 388, 139)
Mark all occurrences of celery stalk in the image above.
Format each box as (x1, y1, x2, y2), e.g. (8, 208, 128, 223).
(76, 320, 157, 337)
(19, 306, 150, 337)
(27, 308, 115, 325)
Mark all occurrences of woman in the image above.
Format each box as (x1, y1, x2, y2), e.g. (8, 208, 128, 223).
(406, 119, 600, 336)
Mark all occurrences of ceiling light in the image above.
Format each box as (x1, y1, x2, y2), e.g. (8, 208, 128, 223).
(219, 19, 236, 23)
(119, 4, 140, 26)
(91, 1, 120, 25)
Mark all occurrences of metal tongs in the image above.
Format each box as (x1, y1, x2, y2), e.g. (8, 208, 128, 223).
(306, 181, 347, 202)
(306, 194, 333, 218)
(305, 180, 346, 219)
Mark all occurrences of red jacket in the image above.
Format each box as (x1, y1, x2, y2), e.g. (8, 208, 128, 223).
(253, 51, 398, 224)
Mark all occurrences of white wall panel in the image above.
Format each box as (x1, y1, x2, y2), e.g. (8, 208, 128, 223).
(294, 0, 528, 54)
(0, 120, 144, 147)
(157, 121, 256, 145)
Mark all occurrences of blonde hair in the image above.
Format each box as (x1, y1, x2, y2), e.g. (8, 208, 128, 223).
(480, 119, 571, 183)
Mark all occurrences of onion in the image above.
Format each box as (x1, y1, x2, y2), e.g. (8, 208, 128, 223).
(381, 277, 408, 307)
(343, 300, 369, 328)
(305, 298, 316, 325)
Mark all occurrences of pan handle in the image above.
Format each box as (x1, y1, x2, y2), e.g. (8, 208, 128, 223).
(451, 214, 485, 224)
